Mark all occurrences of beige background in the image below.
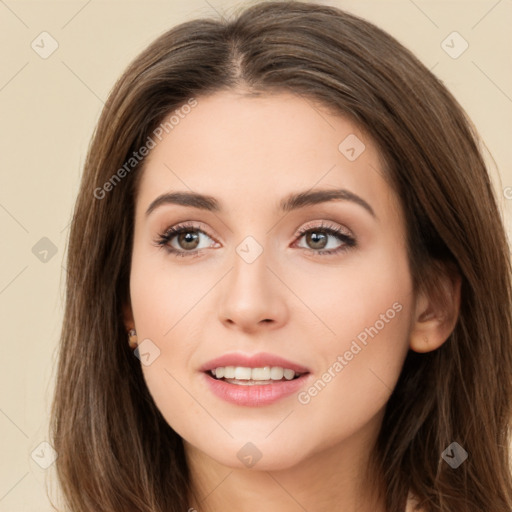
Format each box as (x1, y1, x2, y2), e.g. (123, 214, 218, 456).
(0, 0, 511, 510)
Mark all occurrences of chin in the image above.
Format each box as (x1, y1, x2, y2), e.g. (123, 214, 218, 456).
(187, 437, 310, 472)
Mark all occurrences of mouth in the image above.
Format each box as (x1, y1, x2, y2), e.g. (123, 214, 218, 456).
(200, 353, 311, 406)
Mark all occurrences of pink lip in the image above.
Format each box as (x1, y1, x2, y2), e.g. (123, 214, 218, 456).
(199, 352, 312, 407)
(200, 352, 310, 374)
(201, 372, 312, 407)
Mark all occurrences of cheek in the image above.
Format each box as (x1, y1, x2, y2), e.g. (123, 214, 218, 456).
(298, 305, 411, 446)
(129, 246, 216, 340)
(128, 247, 220, 420)
(128, 253, 207, 439)
(293, 241, 413, 438)
(290, 230, 412, 345)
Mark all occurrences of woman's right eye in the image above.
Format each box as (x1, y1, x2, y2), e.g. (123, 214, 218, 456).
(154, 223, 218, 258)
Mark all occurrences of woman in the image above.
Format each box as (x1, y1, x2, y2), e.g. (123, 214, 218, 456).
(50, 2, 512, 511)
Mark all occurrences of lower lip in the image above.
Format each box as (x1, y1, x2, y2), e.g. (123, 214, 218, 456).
(202, 372, 311, 407)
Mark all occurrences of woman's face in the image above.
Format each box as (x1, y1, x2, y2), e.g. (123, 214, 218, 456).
(127, 90, 415, 471)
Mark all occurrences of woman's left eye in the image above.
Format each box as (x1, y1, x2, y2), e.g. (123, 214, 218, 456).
(154, 221, 356, 258)
(293, 222, 356, 255)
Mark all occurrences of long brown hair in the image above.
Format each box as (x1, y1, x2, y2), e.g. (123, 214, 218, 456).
(49, 2, 512, 510)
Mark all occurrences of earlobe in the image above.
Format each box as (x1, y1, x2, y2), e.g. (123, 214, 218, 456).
(123, 301, 135, 331)
(123, 300, 139, 348)
(409, 270, 461, 354)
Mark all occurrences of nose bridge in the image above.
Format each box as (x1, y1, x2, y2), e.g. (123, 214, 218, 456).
(217, 234, 288, 330)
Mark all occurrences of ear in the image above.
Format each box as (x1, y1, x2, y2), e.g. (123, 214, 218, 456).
(123, 301, 135, 331)
(409, 265, 461, 353)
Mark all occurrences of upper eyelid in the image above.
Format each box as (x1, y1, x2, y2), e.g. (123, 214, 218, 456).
(164, 222, 216, 239)
(296, 220, 353, 236)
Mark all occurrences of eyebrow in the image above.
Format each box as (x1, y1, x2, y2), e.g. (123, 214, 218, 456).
(145, 188, 376, 218)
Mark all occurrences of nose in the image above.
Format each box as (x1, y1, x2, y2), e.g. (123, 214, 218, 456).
(217, 245, 289, 334)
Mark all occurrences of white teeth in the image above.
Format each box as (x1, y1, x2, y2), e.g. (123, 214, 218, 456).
(251, 367, 271, 380)
(210, 366, 300, 381)
(234, 367, 252, 380)
(283, 368, 295, 380)
(270, 367, 284, 380)
(224, 366, 236, 379)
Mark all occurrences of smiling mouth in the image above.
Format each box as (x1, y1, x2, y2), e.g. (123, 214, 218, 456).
(208, 366, 306, 385)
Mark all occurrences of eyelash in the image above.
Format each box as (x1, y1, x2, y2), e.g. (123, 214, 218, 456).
(153, 221, 356, 258)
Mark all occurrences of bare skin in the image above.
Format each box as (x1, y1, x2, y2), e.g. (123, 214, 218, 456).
(124, 90, 460, 512)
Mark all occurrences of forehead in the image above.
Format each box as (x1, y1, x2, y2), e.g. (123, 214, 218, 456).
(136, 90, 401, 223)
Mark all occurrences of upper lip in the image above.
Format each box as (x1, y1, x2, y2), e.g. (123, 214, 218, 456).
(200, 352, 310, 374)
